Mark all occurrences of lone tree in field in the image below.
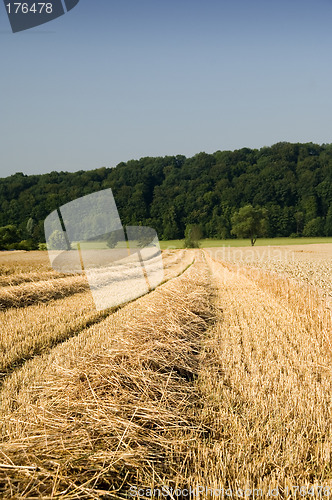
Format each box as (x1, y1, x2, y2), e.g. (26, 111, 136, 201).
(106, 229, 124, 249)
(231, 205, 268, 246)
(184, 224, 202, 248)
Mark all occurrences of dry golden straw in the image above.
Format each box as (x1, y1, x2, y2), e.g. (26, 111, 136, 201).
(0, 246, 331, 498)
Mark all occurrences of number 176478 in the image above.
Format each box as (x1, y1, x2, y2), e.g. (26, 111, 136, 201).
(6, 3, 53, 14)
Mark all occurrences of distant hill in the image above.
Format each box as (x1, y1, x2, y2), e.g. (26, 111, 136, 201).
(0, 141, 332, 247)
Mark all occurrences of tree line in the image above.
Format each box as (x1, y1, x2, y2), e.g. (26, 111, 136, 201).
(0, 141, 332, 249)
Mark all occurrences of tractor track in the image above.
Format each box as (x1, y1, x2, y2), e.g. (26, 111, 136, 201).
(0, 252, 195, 390)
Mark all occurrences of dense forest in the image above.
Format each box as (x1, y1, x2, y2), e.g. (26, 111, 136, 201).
(1, 141, 332, 249)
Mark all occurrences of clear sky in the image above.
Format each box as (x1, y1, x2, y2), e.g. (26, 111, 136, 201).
(1, 0, 332, 177)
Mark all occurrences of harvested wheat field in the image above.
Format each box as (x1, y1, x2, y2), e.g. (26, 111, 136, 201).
(0, 246, 332, 498)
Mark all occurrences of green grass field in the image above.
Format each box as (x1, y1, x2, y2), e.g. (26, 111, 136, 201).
(159, 237, 332, 249)
(70, 237, 332, 251)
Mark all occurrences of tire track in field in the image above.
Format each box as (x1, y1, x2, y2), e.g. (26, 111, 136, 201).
(0, 252, 195, 389)
(0, 275, 90, 310)
(204, 251, 325, 372)
(0, 250, 188, 311)
(193, 251, 332, 492)
(2, 250, 330, 496)
(0, 254, 215, 498)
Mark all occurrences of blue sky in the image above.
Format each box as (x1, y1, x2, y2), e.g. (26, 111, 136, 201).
(1, 0, 332, 177)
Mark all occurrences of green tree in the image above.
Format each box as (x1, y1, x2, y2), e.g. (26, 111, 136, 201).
(294, 211, 305, 235)
(1, 141, 332, 242)
(162, 206, 180, 240)
(106, 229, 124, 248)
(126, 226, 156, 248)
(325, 206, 332, 236)
(17, 239, 38, 251)
(184, 224, 202, 248)
(231, 205, 268, 246)
(0, 225, 20, 249)
(48, 230, 67, 250)
(303, 217, 324, 237)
